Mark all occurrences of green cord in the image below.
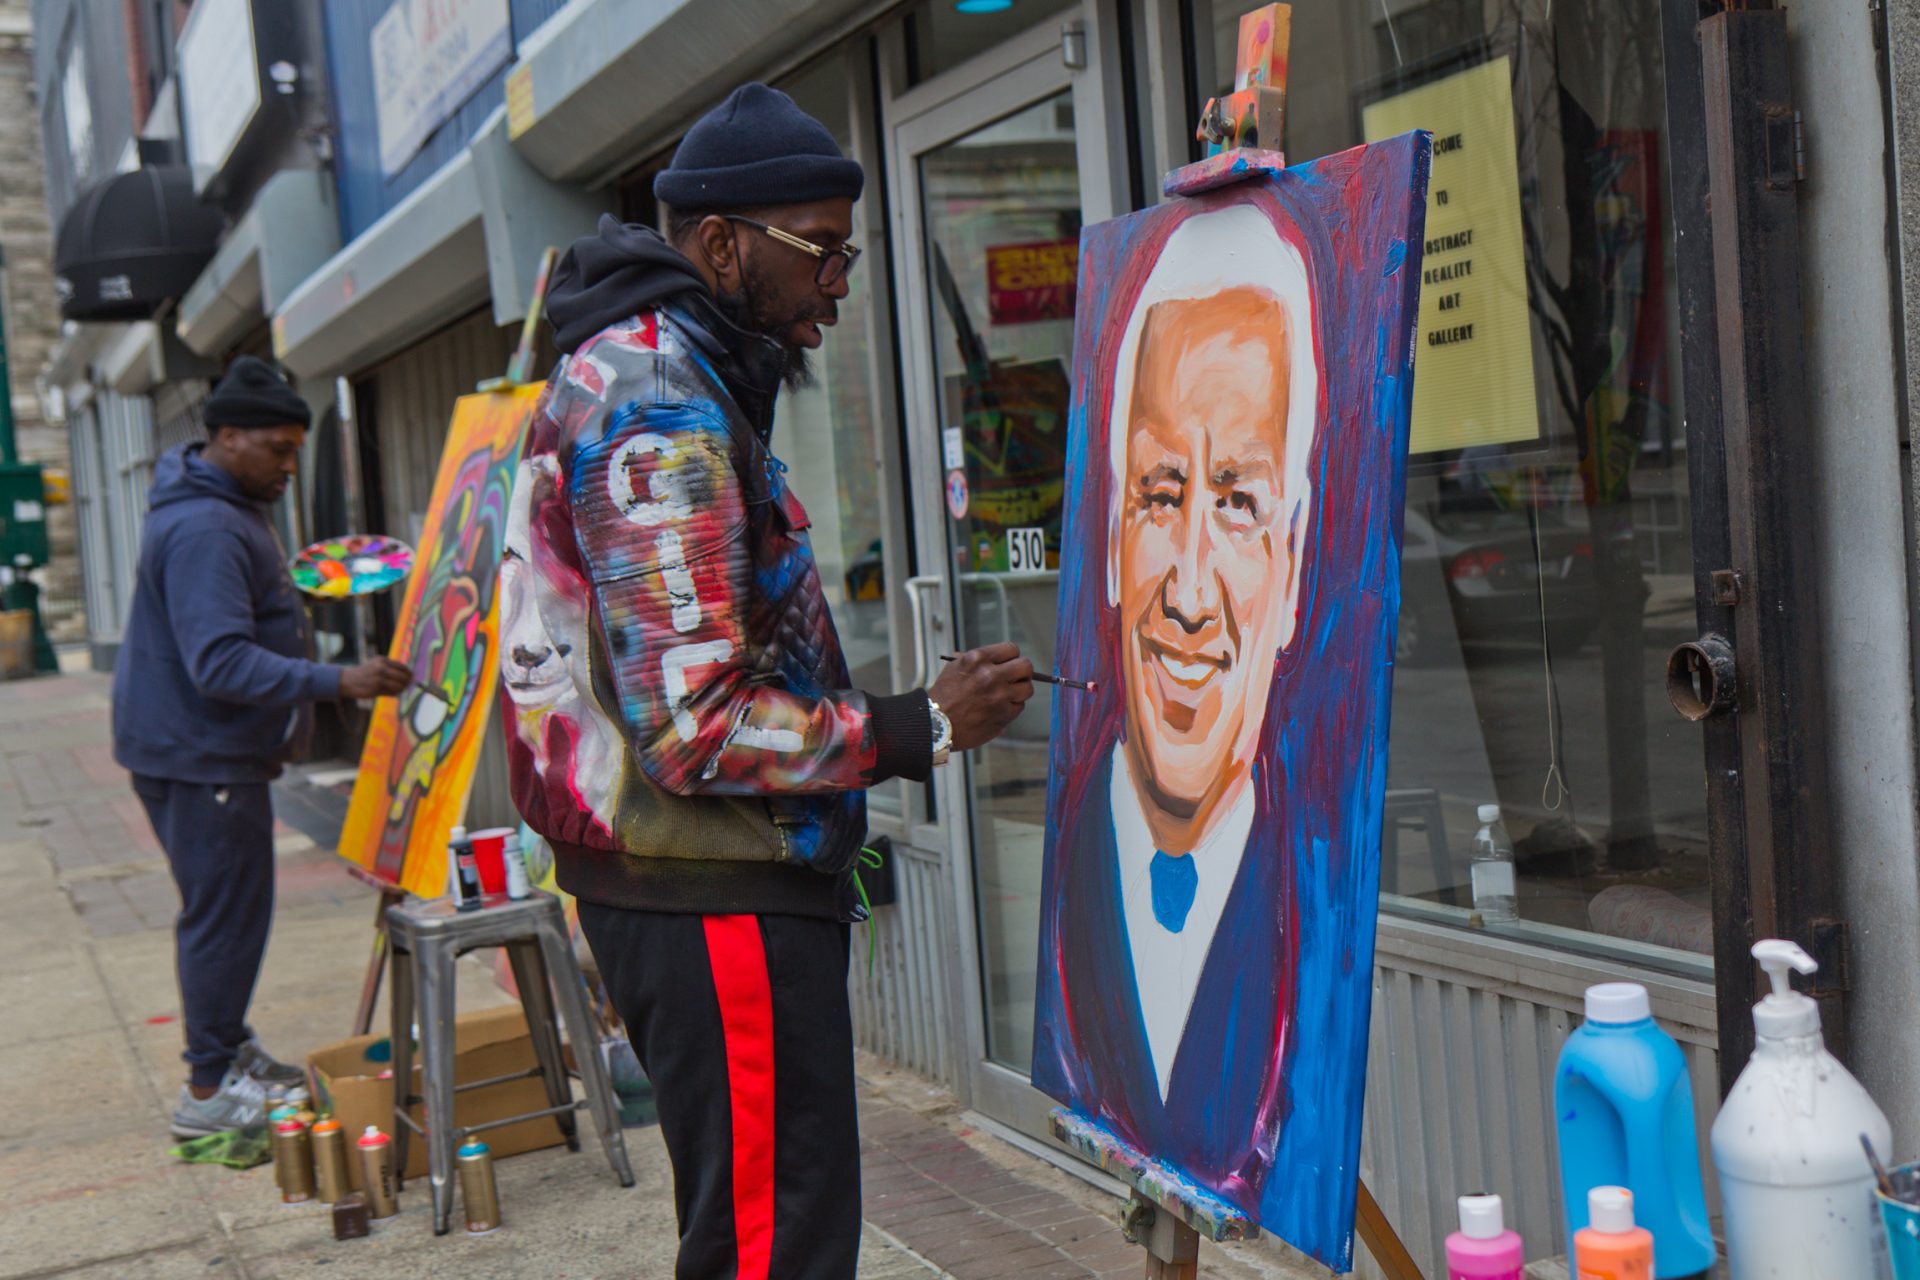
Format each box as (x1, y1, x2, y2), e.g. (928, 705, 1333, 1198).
(851, 844, 884, 977)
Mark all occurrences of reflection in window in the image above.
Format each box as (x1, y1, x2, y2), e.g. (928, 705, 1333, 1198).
(1193, 0, 1704, 960)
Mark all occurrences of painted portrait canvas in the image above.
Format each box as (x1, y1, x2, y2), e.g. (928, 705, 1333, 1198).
(337, 385, 539, 898)
(1031, 132, 1430, 1270)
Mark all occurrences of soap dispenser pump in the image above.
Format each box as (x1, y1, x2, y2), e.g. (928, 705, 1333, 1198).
(1710, 939, 1893, 1280)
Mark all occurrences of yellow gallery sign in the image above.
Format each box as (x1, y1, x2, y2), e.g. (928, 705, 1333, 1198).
(1363, 56, 1538, 455)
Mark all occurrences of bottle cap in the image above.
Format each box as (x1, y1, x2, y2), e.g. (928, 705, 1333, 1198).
(275, 1117, 305, 1133)
(450, 825, 467, 841)
(1588, 1186, 1635, 1234)
(1584, 982, 1651, 1024)
(1751, 938, 1821, 1039)
(1477, 804, 1501, 824)
(311, 1118, 341, 1134)
(1456, 1193, 1504, 1239)
(458, 1139, 492, 1157)
(359, 1125, 389, 1147)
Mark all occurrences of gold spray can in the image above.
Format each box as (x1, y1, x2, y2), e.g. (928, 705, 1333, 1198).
(310, 1119, 352, 1202)
(271, 1119, 315, 1203)
(457, 1139, 500, 1232)
(356, 1125, 399, 1219)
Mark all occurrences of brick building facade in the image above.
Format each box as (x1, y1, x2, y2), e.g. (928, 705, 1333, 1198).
(0, 0, 78, 641)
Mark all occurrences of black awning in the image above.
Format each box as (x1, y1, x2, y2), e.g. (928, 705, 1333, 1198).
(54, 166, 226, 323)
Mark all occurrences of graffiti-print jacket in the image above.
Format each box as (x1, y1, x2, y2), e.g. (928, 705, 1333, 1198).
(501, 282, 933, 920)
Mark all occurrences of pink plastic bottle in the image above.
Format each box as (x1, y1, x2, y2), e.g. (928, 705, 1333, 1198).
(1446, 1193, 1525, 1280)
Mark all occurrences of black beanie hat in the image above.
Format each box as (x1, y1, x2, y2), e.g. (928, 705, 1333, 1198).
(204, 356, 310, 430)
(653, 83, 864, 211)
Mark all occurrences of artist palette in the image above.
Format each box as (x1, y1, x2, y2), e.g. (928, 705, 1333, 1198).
(290, 535, 415, 598)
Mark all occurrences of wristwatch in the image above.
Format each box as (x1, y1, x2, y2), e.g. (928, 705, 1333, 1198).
(928, 699, 953, 767)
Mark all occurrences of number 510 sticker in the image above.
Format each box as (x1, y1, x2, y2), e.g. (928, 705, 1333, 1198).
(1007, 527, 1047, 574)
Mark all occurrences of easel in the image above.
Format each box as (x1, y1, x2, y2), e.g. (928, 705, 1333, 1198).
(343, 245, 560, 1036)
(1059, 6, 1423, 1276)
(1052, 1111, 1423, 1280)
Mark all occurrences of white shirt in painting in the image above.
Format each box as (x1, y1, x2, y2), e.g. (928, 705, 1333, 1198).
(1109, 742, 1257, 1102)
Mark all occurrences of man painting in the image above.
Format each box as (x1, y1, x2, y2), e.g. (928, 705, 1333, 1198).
(111, 357, 412, 1138)
(1031, 134, 1428, 1268)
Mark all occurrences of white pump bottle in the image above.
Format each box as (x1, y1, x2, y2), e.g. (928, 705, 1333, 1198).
(1710, 939, 1892, 1280)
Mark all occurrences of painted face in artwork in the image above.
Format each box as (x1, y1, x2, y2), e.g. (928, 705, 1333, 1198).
(1117, 287, 1293, 850)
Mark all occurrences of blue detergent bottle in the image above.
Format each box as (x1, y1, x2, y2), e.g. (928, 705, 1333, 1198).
(1554, 982, 1715, 1279)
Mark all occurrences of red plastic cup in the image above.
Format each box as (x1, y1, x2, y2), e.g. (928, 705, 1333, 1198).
(469, 828, 513, 896)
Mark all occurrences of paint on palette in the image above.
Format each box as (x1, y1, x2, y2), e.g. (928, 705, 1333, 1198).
(335, 385, 541, 898)
(1029, 132, 1431, 1271)
(289, 534, 415, 598)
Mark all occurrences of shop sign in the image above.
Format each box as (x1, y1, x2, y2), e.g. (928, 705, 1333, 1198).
(372, 0, 513, 178)
(177, 0, 260, 193)
(986, 239, 1079, 325)
(1362, 56, 1540, 455)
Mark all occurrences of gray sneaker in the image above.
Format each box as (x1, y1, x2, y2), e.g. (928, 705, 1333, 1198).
(235, 1038, 309, 1101)
(171, 1067, 270, 1140)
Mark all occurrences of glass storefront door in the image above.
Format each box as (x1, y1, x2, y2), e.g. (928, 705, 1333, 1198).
(884, 7, 1125, 1128)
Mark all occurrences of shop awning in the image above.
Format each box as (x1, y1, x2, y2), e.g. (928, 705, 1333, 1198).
(270, 149, 488, 379)
(54, 167, 226, 323)
(504, 0, 874, 183)
(176, 170, 341, 358)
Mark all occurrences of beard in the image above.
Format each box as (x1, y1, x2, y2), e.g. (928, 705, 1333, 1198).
(717, 270, 819, 392)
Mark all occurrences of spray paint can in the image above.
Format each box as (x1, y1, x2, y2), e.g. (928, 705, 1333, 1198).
(449, 825, 482, 910)
(357, 1125, 399, 1219)
(310, 1118, 352, 1203)
(331, 1191, 371, 1240)
(503, 832, 531, 900)
(457, 1139, 501, 1233)
(272, 1117, 315, 1204)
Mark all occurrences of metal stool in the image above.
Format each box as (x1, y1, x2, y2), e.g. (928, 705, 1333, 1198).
(385, 893, 635, 1234)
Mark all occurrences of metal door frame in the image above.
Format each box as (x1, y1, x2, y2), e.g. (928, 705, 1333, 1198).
(878, 2, 1128, 1128)
(1660, 0, 1844, 1087)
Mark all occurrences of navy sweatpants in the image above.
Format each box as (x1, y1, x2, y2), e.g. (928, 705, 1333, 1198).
(132, 776, 276, 1089)
(578, 902, 862, 1280)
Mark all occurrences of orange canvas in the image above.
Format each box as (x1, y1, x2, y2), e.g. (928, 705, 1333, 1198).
(336, 384, 542, 898)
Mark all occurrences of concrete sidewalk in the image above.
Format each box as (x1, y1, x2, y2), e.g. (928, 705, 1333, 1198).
(0, 668, 1320, 1279)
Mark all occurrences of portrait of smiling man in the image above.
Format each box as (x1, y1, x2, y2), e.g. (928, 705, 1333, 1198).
(1033, 200, 1319, 1203)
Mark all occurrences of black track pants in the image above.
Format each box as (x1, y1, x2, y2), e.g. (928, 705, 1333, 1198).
(578, 901, 861, 1280)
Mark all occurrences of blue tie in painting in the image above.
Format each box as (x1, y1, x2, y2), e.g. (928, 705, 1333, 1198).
(1149, 851, 1198, 933)
(1029, 129, 1432, 1272)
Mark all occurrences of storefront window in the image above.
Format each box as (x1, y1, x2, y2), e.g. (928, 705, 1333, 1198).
(905, 0, 1078, 86)
(766, 56, 902, 815)
(1190, 0, 1707, 963)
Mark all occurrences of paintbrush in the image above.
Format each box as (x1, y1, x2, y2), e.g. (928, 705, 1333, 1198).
(412, 681, 452, 705)
(1862, 1133, 1898, 1199)
(938, 654, 1097, 692)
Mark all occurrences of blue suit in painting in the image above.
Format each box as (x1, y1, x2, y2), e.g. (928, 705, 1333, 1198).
(1032, 749, 1287, 1207)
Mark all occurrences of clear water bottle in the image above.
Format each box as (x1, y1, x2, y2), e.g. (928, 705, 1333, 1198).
(1470, 803, 1518, 924)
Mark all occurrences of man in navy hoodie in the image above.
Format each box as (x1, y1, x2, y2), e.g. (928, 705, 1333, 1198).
(112, 357, 410, 1138)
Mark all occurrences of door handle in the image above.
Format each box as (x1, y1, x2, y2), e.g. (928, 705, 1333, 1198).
(1667, 634, 1736, 721)
(902, 575, 945, 689)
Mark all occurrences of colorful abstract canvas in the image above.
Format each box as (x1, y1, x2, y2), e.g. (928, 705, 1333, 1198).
(1030, 132, 1430, 1271)
(336, 385, 541, 898)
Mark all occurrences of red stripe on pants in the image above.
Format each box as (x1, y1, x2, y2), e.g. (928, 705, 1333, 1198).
(703, 914, 775, 1280)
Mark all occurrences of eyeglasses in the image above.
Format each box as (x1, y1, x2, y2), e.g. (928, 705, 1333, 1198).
(725, 216, 862, 287)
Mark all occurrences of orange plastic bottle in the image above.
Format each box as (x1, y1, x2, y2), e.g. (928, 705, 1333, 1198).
(1573, 1186, 1654, 1280)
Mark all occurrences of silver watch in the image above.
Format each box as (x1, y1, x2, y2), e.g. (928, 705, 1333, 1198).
(928, 699, 953, 766)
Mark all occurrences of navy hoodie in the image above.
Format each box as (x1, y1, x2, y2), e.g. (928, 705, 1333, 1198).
(111, 444, 342, 783)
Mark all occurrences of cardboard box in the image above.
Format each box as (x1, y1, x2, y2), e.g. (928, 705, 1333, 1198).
(307, 1004, 567, 1190)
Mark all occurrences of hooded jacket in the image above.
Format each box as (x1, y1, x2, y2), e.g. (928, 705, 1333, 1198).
(112, 444, 341, 783)
(501, 220, 932, 919)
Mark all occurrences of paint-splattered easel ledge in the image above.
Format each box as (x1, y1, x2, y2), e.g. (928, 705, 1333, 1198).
(1049, 1109, 1256, 1243)
(1163, 148, 1289, 199)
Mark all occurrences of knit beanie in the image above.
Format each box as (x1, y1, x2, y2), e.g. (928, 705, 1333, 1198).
(204, 356, 311, 430)
(653, 83, 864, 211)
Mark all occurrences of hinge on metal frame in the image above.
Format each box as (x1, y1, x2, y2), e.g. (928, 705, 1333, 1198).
(1763, 107, 1806, 190)
(1712, 568, 1744, 607)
